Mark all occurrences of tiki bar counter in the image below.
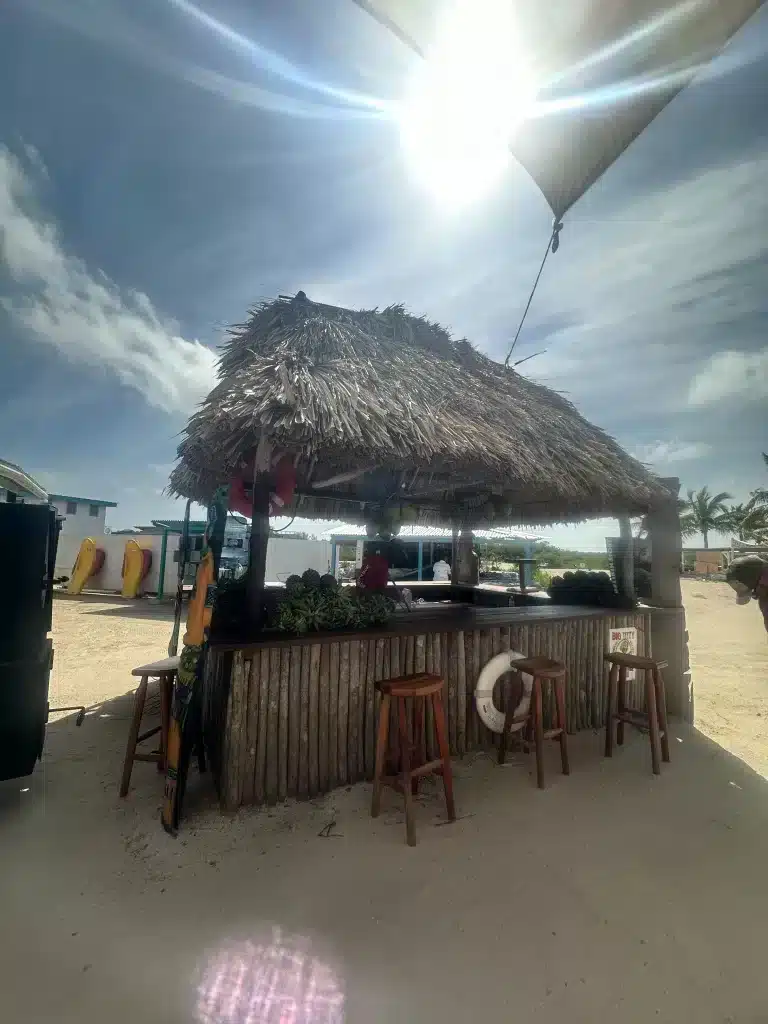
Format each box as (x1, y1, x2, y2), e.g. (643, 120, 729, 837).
(168, 293, 689, 816)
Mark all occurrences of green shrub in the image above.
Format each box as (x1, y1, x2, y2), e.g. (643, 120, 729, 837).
(533, 567, 552, 588)
(273, 573, 394, 634)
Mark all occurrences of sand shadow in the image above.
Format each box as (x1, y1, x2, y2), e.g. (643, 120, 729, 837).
(3, 678, 768, 834)
(0, 677, 215, 826)
(81, 603, 177, 621)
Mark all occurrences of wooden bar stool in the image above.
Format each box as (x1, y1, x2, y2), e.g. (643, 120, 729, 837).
(119, 656, 179, 797)
(498, 656, 570, 789)
(604, 653, 671, 775)
(371, 673, 456, 846)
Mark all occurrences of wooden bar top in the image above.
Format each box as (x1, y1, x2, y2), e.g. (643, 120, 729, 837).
(210, 602, 648, 652)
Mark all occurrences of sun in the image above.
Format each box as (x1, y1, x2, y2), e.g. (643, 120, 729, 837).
(397, 1, 537, 208)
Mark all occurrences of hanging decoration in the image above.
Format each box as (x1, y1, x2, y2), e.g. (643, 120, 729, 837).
(228, 454, 296, 519)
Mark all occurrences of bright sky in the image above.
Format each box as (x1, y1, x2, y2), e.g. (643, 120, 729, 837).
(2, 1, 767, 552)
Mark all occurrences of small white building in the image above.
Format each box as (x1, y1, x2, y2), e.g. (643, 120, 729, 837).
(49, 493, 117, 537)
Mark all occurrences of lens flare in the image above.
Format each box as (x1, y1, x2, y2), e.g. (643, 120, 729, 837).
(196, 928, 344, 1024)
(398, 0, 537, 207)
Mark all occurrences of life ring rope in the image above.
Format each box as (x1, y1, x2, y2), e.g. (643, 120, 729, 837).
(474, 650, 534, 735)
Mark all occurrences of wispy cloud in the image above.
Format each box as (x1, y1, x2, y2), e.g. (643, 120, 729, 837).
(519, 153, 768, 415)
(299, 149, 768, 430)
(631, 441, 711, 465)
(688, 347, 768, 406)
(0, 145, 216, 412)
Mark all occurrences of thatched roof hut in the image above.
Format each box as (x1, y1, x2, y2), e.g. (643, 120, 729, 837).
(170, 292, 665, 526)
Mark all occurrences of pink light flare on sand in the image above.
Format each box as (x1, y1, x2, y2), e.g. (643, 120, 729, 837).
(196, 927, 345, 1024)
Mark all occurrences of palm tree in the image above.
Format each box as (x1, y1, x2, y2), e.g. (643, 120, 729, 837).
(680, 487, 732, 548)
(632, 499, 696, 541)
(746, 452, 768, 509)
(721, 502, 751, 541)
(740, 504, 768, 544)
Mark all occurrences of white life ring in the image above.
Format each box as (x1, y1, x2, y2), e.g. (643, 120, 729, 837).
(474, 650, 534, 734)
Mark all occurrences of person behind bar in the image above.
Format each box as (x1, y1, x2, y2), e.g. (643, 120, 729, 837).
(432, 557, 451, 582)
(358, 541, 391, 593)
(725, 554, 768, 633)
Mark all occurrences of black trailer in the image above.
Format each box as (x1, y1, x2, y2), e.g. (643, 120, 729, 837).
(0, 502, 82, 781)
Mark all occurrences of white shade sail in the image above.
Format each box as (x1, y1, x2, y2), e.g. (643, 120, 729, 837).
(354, 0, 763, 215)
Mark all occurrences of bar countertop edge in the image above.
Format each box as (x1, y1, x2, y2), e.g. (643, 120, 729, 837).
(209, 603, 656, 653)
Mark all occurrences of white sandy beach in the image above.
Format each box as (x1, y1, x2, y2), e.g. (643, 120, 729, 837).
(0, 580, 766, 1023)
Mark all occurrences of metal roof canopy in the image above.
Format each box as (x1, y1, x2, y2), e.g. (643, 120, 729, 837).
(0, 459, 48, 502)
(50, 494, 118, 508)
(151, 515, 248, 534)
(353, 0, 763, 216)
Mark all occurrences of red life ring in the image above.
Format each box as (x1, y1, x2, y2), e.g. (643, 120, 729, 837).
(228, 455, 296, 518)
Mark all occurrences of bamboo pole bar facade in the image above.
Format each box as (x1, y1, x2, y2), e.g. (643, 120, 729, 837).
(212, 609, 653, 809)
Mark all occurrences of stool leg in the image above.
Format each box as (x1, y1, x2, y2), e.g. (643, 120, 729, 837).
(371, 693, 391, 818)
(605, 663, 618, 757)
(120, 674, 149, 797)
(532, 676, 545, 789)
(388, 695, 400, 777)
(555, 677, 570, 776)
(645, 670, 662, 776)
(433, 692, 456, 823)
(398, 698, 417, 846)
(654, 667, 671, 763)
(412, 696, 425, 795)
(498, 675, 516, 766)
(158, 673, 172, 772)
(616, 666, 628, 746)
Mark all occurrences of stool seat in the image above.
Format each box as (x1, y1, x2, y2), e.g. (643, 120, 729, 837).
(131, 655, 180, 677)
(605, 653, 668, 672)
(372, 673, 455, 846)
(511, 656, 566, 680)
(499, 656, 570, 788)
(120, 657, 180, 798)
(121, 655, 206, 799)
(376, 673, 444, 698)
(604, 653, 671, 775)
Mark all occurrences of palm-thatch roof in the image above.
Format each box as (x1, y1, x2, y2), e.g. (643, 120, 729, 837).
(169, 292, 667, 526)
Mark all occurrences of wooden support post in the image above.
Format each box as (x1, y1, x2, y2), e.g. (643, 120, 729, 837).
(456, 530, 479, 586)
(618, 516, 635, 602)
(645, 477, 691, 722)
(247, 476, 270, 629)
(450, 526, 459, 585)
(247, 438, 273, 631)
(648, 479, 683, 608)
(157, 527, 168, 599)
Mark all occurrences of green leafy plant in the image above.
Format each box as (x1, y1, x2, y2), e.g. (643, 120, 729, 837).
(533, 567, 552, 588)
(274, 572, 394, 634)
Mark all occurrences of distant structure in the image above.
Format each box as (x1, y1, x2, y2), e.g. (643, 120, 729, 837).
(49, 494, 118, 537)
(327, 524, 543, 581)
(0, 459, 48, 503)
(113, 515, 249, 553)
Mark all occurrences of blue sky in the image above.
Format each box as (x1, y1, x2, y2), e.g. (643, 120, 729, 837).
(1, 0, 766, 550)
